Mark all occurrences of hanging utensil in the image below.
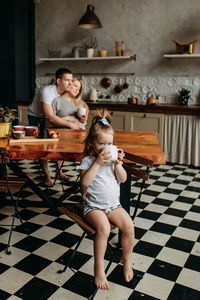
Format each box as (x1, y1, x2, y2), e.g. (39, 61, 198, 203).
(114, 78, 122, 93)
(101, 78, 111, 88)
(123, 76, 129, 89)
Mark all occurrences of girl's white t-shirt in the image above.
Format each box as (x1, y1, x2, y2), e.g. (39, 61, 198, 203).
(77, 156, 120, 209)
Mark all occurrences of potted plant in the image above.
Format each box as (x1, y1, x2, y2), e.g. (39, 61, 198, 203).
(0, 106, 18, 138)
(85, 36, 97, 58)
(179, 88, 190, 105)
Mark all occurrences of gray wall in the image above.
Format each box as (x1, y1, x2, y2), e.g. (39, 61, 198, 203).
(35, 0, 200, 104)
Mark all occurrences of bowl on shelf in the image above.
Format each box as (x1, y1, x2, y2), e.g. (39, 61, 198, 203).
(98, 50, 108, 57)
(48, 50, 61, 58)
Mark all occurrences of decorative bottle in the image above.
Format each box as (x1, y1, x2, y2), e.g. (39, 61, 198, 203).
(115, 41, 120, 56)
(121, 41, 126, 56)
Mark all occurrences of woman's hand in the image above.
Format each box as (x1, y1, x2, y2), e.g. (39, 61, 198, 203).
(78, 115, 87, 124)
(61, 115, 77, 122)
(61, 115, 84, 129)
(69, 121, 82, 130)
(61, 116, 82, 129)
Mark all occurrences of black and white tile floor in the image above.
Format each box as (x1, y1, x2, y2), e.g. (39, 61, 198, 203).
(0, 160, 200, 300)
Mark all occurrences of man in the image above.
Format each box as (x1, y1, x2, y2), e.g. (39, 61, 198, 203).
(28, 68, 81, 129)
(28, 68, 82, 186)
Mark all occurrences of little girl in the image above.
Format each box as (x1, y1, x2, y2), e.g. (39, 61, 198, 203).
(77, 108, 134, 290)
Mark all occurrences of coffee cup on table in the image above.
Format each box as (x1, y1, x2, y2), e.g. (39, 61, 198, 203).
(100, 145, 122, 162)
(12, 131, 26, 139)
(13, 125, 25, 132)
(77, 107, 87, 117)
(25, 126, 39, 136)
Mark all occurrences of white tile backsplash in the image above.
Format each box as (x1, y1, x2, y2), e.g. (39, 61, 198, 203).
(36, 75, 200, 105)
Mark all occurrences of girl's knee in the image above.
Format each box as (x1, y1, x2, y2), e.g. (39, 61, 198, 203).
(122, 221, 134, 235)
(96, 224, 110, 238)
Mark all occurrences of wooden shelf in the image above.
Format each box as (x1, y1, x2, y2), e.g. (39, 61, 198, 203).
(39, 55, 136, 62)
(164, 53, 200, 58)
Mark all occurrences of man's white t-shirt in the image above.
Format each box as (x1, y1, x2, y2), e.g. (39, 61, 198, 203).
(77, 156, 120, 210)
(28, 85, 59, 117)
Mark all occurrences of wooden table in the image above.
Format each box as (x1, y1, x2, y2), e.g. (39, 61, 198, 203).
(5, 129, 166, 164)
(1, 129, 165, 208)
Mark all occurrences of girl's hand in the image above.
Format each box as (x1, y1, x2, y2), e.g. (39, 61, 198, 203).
(96, 149, 112, 165)
(115, 149, 125, 165)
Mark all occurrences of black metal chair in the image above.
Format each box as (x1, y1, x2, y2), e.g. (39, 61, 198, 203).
(57, 152, 153, 299)
(0, 148, 27, 254)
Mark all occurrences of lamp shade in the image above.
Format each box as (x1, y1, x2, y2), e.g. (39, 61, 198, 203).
(78, 4, 102, 29)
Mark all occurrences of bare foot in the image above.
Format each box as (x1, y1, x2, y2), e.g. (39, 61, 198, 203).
(44, 177, 53, 187)
(56, 172, 71, 181)
(94, 268, 110, 290)
(121, 257, 134, 282)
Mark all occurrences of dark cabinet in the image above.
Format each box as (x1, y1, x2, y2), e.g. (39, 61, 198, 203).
(0, 0, 35, 108)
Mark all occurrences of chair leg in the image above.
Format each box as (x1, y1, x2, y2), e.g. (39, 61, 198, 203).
(5, 205, 17, 255)
(14, 190, 24, 225)
(53, 160, 65, 189)
(5, 190, 24, 255)
(132, 178, 145, 220)
(58, 231, 87, 274)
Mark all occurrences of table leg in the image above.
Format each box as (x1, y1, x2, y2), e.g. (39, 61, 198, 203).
(0, 148, 7, 178)
(8, 160, 80, 208)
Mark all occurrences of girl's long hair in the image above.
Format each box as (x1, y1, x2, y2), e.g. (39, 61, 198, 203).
(84, 108, 114, 157)
(72, 79, 83, 107)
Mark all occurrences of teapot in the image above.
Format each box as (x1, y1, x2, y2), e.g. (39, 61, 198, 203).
(146, 91, 159, 105)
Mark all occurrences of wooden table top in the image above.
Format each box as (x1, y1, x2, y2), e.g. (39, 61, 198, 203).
(2, 129, 166, 165)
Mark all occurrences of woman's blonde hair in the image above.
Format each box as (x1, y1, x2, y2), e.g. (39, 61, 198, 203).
(84, 108, 114, 156)
(72, 78, 83, 107)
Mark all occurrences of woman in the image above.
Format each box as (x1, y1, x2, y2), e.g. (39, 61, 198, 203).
(51, 79, 89, 129)
(42, 79, 89, 187)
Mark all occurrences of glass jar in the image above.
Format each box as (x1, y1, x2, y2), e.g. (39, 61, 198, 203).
(121, 41, 126, 56)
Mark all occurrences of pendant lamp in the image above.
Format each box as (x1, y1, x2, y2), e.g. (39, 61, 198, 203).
(78, 4, 102, 29)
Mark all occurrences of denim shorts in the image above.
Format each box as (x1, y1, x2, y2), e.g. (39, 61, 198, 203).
(84, 204, 122, 217)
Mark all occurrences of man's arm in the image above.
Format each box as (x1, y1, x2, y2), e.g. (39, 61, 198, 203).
(42, 103, 81, 129)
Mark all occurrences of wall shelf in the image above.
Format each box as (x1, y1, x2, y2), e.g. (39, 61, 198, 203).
(39, 55, 136, 62)
(164, 53, 200, 58)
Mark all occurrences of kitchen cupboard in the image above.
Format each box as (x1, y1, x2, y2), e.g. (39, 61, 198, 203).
(86, 110, 129, 131)
(87, 110, 164, 147)
(127, 113, 164, 147)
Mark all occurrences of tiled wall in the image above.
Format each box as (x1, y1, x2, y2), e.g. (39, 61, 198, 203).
(36, 75, 200, 105)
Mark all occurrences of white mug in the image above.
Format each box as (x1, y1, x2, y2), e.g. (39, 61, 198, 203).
(100, 145, 122, 161)
(77, 107, 87, 116)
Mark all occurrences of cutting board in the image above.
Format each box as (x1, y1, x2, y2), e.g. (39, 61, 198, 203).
(9, 137, 59, 144)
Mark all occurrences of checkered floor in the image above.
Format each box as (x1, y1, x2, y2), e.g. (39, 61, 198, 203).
(0, 160, 200, 300)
